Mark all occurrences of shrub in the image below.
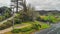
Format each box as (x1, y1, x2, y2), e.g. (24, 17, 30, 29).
(32, 24, 41, 30)
(0, 16, 3, 22)
(12, 29, 20, 33)
(32, 21, 41, 30)
(32, 21, 50, 30)
(0, 24, 6, 30)
(20, 27, 32, 32)
(0, 20, 13, 30)
(36, 17, 41, 21)
(0, 7, 12, 22)
(48, 16, 58, 23)
(39, 16, 58, 23)
(12, 26, 32, 33)
(57, 17, 60, 22)
(41, 23, 50, 29)
(14, 18, 22, 24)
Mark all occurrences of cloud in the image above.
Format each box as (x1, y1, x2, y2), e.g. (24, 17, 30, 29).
(0, 0, 60, 10)
(27, 0, 60, 10)
(0, 0, 11, 7)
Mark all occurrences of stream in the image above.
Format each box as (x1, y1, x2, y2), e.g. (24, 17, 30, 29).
(35, 22, 60, 34)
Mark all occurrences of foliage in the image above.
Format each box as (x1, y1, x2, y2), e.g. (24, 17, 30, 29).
(4, 30, 34, 34)
(0, 6, 11, 13)
(48, 16, 58, 23)
(57, 17, 60, 22)
(32, 21, 50, 30)
(16, 4, 40, 22)
(14, 18, 22, 24)
(0, 6, 12, 22)
(41, 23, 50, 29)
(12, 23, 33, 33)
(12, 29, 20, 33)
(0, 20, 13, 30)
(32, 21, 41, 30)
(2, 21, 50, 34)
(0, 16, 3, 21)
(39, 15, 58, 23)
(12, 21, 50, 34)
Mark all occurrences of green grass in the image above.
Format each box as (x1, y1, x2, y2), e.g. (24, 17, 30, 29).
(41, 23, 50, 29)
(33, 21, 50, 29)
(4, 21, 50, 34)
(14, 23, 32, 29)
(40, 15, 59, 23)
(4, 30, 35, 34)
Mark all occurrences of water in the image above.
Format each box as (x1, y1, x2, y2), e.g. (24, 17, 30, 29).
(47, 27, 60, 34)
(35, 23, 60, 34)
(47, 23, 60, 34)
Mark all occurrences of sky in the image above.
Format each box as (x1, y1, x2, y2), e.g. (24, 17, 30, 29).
(0, 0, 11, 7)
(0, 0, 60, 10)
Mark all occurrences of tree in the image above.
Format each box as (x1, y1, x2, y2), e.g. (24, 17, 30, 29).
(19, 4, 40, 22)
(0, 6, 11, 15)
(3, 8, 11, 18)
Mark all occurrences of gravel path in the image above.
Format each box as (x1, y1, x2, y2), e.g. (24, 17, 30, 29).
(0, 23, 31, 34)
(0, 27, 12, 34)
(0, 13, 16, 34)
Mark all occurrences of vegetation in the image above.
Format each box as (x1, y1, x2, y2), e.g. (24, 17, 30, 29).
(0, 20, 13, 30)
(4, 21, 50, 34)
(37, 15, 59, 23)
(0, 1, 60, 34)
(0, 6, 12, 22)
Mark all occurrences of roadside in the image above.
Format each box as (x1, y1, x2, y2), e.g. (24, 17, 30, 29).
(35, 22, 60, 34)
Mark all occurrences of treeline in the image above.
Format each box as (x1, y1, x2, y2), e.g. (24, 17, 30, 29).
(36, 10, 60, 15)
(0, 6, 12, 22)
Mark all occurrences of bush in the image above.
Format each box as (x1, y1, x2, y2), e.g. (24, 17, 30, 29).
(14, 18, 22, 24)
(0, 20, 13, 30)
(20, 27, 32, 32)
(32, 21, 50, 30)
(0, 24, 6, 30)
(0, 12, 12, 22)
(32, 21, 41, 30)
(12, 26, 32, 33)
(39, 16, 58, 23)
(41, 23, 50, 29)
(0, 16, 3, 22)
(36, 17, 41, 21)
(32, 24, 41, 30)
(0, 14, 11, 22)
(12, 29, 20, 33)
(48, 16, 58, 23)
(57, 17, 60, 22)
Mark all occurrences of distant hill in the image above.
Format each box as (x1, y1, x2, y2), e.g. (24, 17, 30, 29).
(35, 10, 60, 15)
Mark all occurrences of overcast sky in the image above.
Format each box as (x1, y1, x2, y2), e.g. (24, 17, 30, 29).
(0, 0, 11, 7)
(0, 0, 60, 10)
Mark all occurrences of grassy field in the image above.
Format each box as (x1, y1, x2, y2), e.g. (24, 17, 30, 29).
(4, 21, 50, 34)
